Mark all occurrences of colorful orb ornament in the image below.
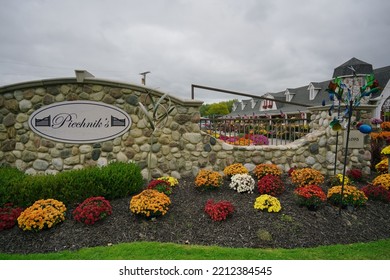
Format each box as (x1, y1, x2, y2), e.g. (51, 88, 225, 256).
(358, 124, 372, 134)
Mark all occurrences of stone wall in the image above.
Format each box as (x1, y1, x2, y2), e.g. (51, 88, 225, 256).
(181, 105, 374, 177)
(0, 78, 375, 178)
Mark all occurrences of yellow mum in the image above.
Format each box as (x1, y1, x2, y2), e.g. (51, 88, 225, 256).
(254, 194, 281, 213)
(381, 145, 390, 155)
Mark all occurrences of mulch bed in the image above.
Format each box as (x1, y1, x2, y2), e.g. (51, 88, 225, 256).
(1, 175, 390, 255)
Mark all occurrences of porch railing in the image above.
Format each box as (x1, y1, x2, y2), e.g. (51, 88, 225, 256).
(200, 116, 310, 146)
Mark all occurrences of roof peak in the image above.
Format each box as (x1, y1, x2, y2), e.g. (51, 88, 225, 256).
(333, 57, 373, 77)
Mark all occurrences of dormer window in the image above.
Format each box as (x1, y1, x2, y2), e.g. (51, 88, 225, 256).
(251, 99, 256, 109)
(308, 83, 319, 101)
(232, 103, 237, 112)
(285, 89, 294, 102)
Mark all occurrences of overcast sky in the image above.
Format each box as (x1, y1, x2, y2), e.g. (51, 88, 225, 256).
(1, 0, 390, 103)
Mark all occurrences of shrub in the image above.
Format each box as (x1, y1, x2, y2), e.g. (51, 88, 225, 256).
(17, 199, 66, 231)
(294, 185, 327, 210)
(253, 164, 282, 180)
(361, 184, 390, 203)
(204, 199, 234, 221)
(223, 163, 248, 177)
(290, 168, 324, 187)
(327, 185, 368, 208)
(90, 161, 144, 199)
(229, 174, 255, 193)
(372, 174, 390, 190)
(257, 174, 285, 196)
(0, 167, 27, 207)
(147, 179, 172, 195)
(0, 203, 23, 231)
(195, 169, 223, 190)
(11, 174, 59, 207)
(72, 197, 113, 225)
(157, 176, 179, 187)
(0, 162, 144, 207)
(130, 189, 171, 218)
(254, 194, 281, 213)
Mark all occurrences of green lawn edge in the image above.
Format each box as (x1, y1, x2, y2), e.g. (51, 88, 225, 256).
(1, 238, 389, 260)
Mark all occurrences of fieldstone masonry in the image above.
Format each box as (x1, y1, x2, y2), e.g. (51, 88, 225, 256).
(0, 78, 375, 179)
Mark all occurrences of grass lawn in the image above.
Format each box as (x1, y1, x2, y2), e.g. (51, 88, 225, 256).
(1, 238, 390, 260)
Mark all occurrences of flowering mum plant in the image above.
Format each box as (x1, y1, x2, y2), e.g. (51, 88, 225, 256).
(327, 185, 368, 208)
(223, 163, 248, 177)
(290, 168, 324, 187)
(253, 163, 282, 180)
(371, 118, 383, 125)
(372, 174, 390, 190)
(382, 145, 390, 156)
(72, 196, 112, 225)
(287, 166, 297, 177)
(204, 199, 234, 221)
(157, 176, 179, 187)
(375, 158, 388, 174)
(294, 185, 327, 210)
(147, 179, 172, 195)
(130, 189, 171, 218)
(254, 194, 281, 213)
(329, 173, 351, 186)
(257, 174, 285, 196)
(195, 169, 223, 190)
(361, 184, 390, 203)
(17, 199, 66, 231)
(346, 169, 363, 182)
(246, 134, 269, 145)
(381, 121, 390, 131)
(229, 174, 255, 193)
(0, 203, 23, 231)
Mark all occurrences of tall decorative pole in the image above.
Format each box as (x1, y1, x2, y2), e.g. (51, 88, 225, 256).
(326, 67, 380, 215)
(333, 104, 342, 175)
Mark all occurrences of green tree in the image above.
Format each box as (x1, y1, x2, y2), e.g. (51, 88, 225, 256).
(205, 103, 229, 116)
(200, 100, 237, 117)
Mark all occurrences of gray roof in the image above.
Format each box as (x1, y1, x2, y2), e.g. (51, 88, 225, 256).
(332, 57, 373, 78)
(228, 58, 390, 117)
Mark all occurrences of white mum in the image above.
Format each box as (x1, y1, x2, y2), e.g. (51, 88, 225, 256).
(229, 174, 255, 193)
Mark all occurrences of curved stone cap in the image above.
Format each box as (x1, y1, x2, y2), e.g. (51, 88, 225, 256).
(332, 57, 373, 78)
(0, 76, 204, 107)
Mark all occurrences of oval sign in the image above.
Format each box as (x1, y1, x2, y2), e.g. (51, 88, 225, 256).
(28, 101, 132, 143)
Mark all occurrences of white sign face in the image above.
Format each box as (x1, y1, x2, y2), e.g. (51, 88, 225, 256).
(29, 101, 132, 143)
(344, 129, 364, 149)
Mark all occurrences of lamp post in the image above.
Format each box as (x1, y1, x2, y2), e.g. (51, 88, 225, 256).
(139, 71, 151, 85)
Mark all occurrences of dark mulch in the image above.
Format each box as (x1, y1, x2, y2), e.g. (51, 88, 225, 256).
(1, 175, 390, 255)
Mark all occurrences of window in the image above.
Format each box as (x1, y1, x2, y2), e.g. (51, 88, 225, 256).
(251, 99, 256, 109)
(285, 89, 293, 102)
(308, 83, 319, 100)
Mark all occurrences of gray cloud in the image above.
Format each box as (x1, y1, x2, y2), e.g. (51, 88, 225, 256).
(1, 0, 389, 103)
